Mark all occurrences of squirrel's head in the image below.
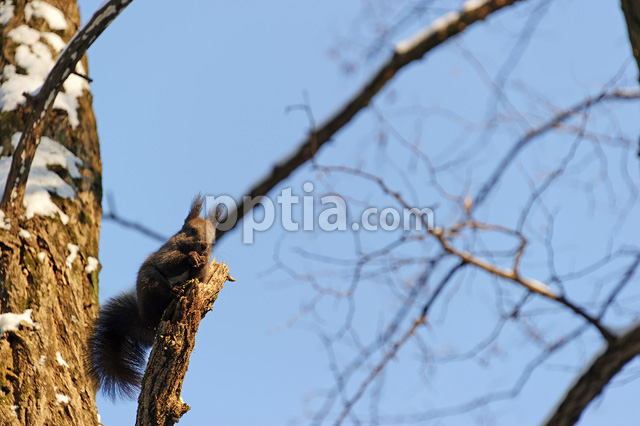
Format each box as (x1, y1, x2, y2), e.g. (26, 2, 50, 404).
(183, 194, 222, 248)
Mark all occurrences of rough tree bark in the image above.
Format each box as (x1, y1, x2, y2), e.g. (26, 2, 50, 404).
(136, 260, 234, 426)
(0, 0, 102, 424)
(544, 325, 640, 426)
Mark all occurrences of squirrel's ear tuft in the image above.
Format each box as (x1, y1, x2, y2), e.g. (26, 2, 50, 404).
(206, 203, 225, 227)
(186, 194, 204, 223)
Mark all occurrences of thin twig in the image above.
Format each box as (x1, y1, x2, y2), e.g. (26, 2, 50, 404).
(216, 0, 527, 242)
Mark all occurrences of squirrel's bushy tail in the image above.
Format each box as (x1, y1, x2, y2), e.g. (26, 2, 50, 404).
(87, 291, 153, 399)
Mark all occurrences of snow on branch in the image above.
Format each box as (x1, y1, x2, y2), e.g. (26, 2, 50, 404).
(0, 0, 134, 216)
(217, 0, 525, 242)
(394, 0, 490, 54)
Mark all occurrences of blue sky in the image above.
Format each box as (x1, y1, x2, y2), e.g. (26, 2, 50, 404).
(76, 0, 640, 425)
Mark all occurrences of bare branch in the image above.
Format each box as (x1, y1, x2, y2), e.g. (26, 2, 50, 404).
(320, 164, 617, 342)
(432, 226, 557, 299)
(332, 315, 426, 426)
(598, 253, 640, 319)
(312, 262, 465, 426)
(473, 88, 640, 210)
(217, 0, 527, 242)
(0, 0, 134, 216)
(102, 213, 167, 243)
(543, 324, 640, 426)
(384, 325, 588, 424)
(102, 193, 167, 242)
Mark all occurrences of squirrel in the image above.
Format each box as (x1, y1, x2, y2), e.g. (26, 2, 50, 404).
(88, 195, 221, 399)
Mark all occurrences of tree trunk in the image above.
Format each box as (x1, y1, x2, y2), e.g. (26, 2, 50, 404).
(0, 0, 102, 424)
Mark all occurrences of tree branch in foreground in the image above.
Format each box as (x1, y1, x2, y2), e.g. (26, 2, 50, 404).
(0, 0, 134, 215)
(543, 324, 640, 426)
(136, 259, 235, 426)
(317, 164, 618, 345)
(216, 0, 526, 242)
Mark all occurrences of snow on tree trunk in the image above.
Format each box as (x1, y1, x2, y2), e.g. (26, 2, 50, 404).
(0, 0, 102, 425)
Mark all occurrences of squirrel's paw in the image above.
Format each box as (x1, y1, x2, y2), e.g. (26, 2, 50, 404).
(188, 251, 207, 268)
(170, 284, 185, 297)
